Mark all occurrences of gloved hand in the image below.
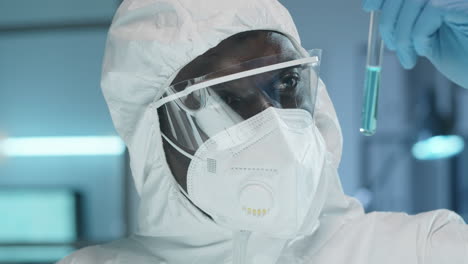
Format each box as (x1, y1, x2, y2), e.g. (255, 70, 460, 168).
(362, 0, 468, 88)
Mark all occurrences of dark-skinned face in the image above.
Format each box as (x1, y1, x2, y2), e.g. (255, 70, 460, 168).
(158, 30, 302, 192)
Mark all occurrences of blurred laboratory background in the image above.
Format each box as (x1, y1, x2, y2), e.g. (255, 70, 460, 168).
(0, 0, 467, 263)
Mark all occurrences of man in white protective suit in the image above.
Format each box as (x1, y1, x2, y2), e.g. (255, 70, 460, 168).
(59, 0, 468, 263)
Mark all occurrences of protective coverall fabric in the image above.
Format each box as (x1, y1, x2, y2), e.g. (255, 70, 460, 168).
(58, 0, 468, 263)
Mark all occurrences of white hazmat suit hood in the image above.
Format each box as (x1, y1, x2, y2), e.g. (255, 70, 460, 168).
(59, 0, 468, 263)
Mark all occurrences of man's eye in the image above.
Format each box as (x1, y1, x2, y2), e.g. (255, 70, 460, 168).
(275, 73, 300, 92)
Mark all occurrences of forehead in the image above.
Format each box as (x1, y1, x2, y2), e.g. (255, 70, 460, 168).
(171, 31, 301, 85)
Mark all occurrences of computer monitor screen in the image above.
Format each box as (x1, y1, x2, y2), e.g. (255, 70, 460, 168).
(0, 189, 77, 243)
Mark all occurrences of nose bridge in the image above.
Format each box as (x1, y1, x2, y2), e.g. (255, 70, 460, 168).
(258, 88, 279, 109)
(248, 86, 278, 114)
(249, 73, 279, 109)
(231, 76, 276, 118)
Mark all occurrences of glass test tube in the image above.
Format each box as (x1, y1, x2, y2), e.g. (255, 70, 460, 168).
(360, 11, 384, 136)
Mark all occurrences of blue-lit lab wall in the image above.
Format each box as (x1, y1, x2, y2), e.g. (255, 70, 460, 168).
(1, 0, 467, 263)
(0, 1, 125, 262)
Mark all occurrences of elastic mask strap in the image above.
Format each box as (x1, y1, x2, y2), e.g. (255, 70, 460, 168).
(161, 133, 196, 160)
(160, 133, 192, 198)
(176, 178, 190, 198)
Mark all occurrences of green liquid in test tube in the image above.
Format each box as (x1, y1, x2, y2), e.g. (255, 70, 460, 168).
(360, 11, 384, 136)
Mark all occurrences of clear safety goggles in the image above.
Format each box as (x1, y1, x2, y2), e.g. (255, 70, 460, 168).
(155, 49, 321, 154)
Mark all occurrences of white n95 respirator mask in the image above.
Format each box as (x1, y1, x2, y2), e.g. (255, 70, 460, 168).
(163, 107, 327, 238)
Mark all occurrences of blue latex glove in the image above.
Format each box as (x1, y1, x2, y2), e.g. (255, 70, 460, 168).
(362, 0, 468, 88)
